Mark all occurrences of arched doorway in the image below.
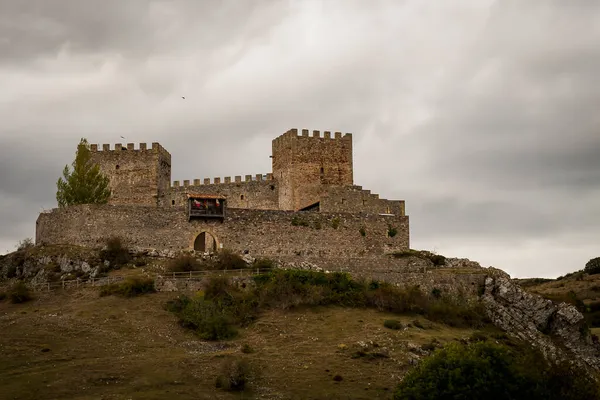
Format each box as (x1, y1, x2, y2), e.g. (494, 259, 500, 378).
(193, 231, 218, 253)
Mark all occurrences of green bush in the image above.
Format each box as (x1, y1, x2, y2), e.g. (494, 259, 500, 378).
(291, 215, 309, 227)
(16, 238, 34, 251)
(585, 257, 600, 275)
(384, 319, 403, 330)
(394, 341, 600, 400)
(99, 237, 131, 270)
(215, 358, 252, 392)
(331, 217, 340, 229)
(99, 276, 155, 298)
(8, 281, 32, 304)
(165, 296, 239, 340)
(167, 254, 202, 272)
(252, 258, 275, 270)
(213, 250, 247, 270)
(391, 249, 446, 266)
(387, 225, 398, 237)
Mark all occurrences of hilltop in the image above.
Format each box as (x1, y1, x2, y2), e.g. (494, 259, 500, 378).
(1, 243, 599, 399)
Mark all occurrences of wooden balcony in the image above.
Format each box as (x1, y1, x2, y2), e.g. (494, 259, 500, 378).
(187, 194, 226, 221)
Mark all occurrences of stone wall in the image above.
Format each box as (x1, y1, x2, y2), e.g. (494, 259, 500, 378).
(165, 176, 279, 210)
(272, 129, 353, 211)
(320, 185, 405, 215)
(36, 204, 409, 259)
(89, 143, 172, 206)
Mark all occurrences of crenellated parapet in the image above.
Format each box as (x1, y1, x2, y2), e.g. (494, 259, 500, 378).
(172, 173, 274, 188)
(89, 142, 172, 164)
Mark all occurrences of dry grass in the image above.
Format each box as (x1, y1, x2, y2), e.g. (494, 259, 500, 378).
(524, 274, 600, 304)
(0, 287, 481, 399)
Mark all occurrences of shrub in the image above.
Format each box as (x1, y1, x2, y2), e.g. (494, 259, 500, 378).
(394, 340, 600, 400)
(213, 250, 247, 270)
(291, 215, 309, 227)
(387, 225, 398, 237)
(166, 296, 238, 340)
(241, 343, 254, 354)
(314, 220, 322, 230)
(252, 258, 275, 270)
(215, 358, 252, 392)
(359, 227, 366, 237)
(585, 257, 600, 275)
(0, 291, 6, 301)
(391, 249, 446, 266)
(167, 254, 202, 272)
(8, 281, 32, 304)
(384, 319, 403, 330)
(99, 276, 155, 298)
(16, 238, 34, 251)
(431, 288, 442, 299)
(331, 217, 340, 229)
(6, 264, 17, 279)
(99, 237, 131, 270)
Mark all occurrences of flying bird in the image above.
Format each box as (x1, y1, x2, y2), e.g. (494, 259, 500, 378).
(182, 96, 185, 99)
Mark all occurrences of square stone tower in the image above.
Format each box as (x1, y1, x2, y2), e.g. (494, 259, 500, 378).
(89, 143, 171, 206)
(272, 129, 353, 211)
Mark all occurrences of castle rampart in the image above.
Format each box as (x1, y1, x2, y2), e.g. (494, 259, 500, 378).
(36, 204, 409, 258)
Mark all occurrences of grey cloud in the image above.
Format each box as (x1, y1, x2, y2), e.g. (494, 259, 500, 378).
(0, 0, 598, 278)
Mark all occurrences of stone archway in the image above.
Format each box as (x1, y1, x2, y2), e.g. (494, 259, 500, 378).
(193, 231, 219, 253)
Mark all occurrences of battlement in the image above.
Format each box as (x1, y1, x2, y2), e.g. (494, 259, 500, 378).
(89, 142, 171, 161)
(272, 128, 352, 147)
(172, 173, 274, 188)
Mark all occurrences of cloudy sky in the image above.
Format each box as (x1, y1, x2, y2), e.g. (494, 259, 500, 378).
(1, 0, 598, 278)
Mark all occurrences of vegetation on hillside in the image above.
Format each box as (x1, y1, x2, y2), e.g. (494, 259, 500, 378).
(56, 138, 111, 207)
(166, 270, 489, 340)
(394, 338, 600, 400)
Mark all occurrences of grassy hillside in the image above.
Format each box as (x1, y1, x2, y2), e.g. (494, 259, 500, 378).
(0, 286, 484, 400)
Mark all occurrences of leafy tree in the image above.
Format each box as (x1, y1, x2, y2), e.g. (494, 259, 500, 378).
(394, 340, 599, 400)
(585, 257, 600, 275)
(56, 138, 111, 207)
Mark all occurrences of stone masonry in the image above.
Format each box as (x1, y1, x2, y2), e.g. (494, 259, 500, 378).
(37, 129, 410, 258)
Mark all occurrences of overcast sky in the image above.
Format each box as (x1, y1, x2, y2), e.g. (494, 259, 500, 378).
(1, 0, 598, 278)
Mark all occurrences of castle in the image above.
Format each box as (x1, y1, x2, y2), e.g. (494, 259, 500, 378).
(36, 129, 409, 268)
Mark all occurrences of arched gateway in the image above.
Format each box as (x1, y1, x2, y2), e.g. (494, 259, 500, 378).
(193, 231, 218, 253)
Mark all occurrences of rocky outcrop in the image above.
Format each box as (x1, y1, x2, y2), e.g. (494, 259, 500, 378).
(482, 274, 600, 373)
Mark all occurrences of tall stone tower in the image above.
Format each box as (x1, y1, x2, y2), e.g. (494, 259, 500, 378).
(89, 143, 171, 206)
(272, 129, 353, 211)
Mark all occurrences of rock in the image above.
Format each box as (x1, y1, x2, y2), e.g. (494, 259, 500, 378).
(242, 254, 255, 265)
(81, 262, 91, 273)
(482, 275, 600, 375)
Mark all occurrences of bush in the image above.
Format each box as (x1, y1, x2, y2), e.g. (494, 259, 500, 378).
(387, 225, 398, 237)
(585, 257, 600, 275)
(394, 340, 600, 400)
(16, 238, 34, 251)
(384, 319, 403, 330)
(166, 296, 239, 340)
(331, 217, 340, 229)
(391, 249, 446, 266)
(252, 258, 275, 270)
(215, 358, 252, 392)
(213, 250, 247, 270)
(0, 291, 6, 301)
(359, 227, 366, 237)
(8, 281, 32, 304)
(167, 255, 202, 272)
(291, 215, 309, 227)
(99, 276, 155, 298)
(241, 343, 254, 354)
(99, 237, 131, 270)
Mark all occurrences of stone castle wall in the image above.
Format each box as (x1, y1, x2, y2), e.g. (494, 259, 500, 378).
(272, 129, 353, 211)
(36, 204, 409, 259)
(89, 143, 172, 206)
(320, 185, 405, 215)
(165, 175, 279, 210)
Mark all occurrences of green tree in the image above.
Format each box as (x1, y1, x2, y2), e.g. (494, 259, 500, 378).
(56, 138, 111, 207)
(394, 341, 600, 400)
